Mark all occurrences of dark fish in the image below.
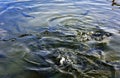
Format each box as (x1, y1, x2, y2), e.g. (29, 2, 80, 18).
(21, 12, 35, 18)
(81, 10, 90, 15)
(0, 53, 6, 58)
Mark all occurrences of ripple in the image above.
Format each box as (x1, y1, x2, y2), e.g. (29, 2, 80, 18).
(23, 47, 116, 78)
(0, 0, 120, 78)
(48, 14, 96, 28)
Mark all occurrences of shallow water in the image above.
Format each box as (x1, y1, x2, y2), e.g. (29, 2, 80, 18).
(0, 0, 120, 78)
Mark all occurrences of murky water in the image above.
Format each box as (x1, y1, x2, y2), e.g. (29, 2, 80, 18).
(0, 0, 120, 78)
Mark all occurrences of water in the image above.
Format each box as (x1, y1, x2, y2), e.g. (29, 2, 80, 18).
(0, 0, 120, 78)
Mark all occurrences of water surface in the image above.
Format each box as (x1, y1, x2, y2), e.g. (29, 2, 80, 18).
(0, 0, 120, 78)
